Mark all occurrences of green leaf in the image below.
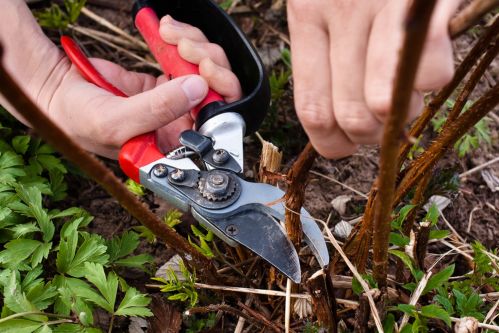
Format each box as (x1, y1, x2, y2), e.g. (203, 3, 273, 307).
(391, 205, 415, 230)
(56, 231, 108, 277)
(390, 232, 410, 246)
(131, 226, 156, 244)
(113, 254, 153, 270)
(383, 313, 395, 333)
(26, 281, 58, 311)
(115, 287, 152, 317)
(106, 231, 140, 263)
(31, 242, 52, 268)
(3, 270, 40, 315)
(429, 230, 449, 240)
(389, 250, 419, 279)
(10, 223, 40, 238)
(0, 151, 26, 182)
(83, 262, 117, 312)
(10, 185, 54, 242)
(423, 265, 454, 295)
(424, 203, 439, 226)
(421, 304, 451, 327)
(397, 304, 416, 315)
(124, 179, 145, 197)
(12, 136, 30, 154)
(0, 319, 43, 333)
(434, 295, 453, 314)
(35, 325, 52, 333)
(0, 239, 43, 269)
(49, 171, 67, 201)
(164, 210, 182, 228)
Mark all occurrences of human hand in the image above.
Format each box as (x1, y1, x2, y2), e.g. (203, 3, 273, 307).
(287, 0, 461, 158)
(45, 16, 241, 159)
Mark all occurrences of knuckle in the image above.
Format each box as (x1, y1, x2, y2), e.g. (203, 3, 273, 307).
(295, 94, 335, 132)
(148, 89, 179, 124)
(208, 43, 227, 62)
(335, 102, 380, 138)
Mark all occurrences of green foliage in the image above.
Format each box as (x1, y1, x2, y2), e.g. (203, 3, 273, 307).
(35, 0, 86, 30)
(432, 100, 492, 157)
(0, 121, 152, 331)
(184, 313, 217, 333)
(396, 303, 451, 331)
(164, 209, 183, 228)
(269, 69, 291, 102)
(125, 179, 145, 197)
(152, 260, 199, 307)
(219, 0, 233, 10)
(106, 231, 153, 271)
(77, 262, 152, 317)
(352, 274, 377, 296)
(188, 224, 215, 258)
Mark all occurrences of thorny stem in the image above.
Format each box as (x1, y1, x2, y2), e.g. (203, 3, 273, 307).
(284, 142, 317, 247)
(444, 32, 499, 124)
(395, 83, 499, 204)
(449, 0, 499, 38)
(397, 15, 499, 168)
(372, 0, 438, 288)
(0, 46, 219, 284)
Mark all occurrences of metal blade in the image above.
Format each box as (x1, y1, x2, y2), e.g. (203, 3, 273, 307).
(194, 205, 301, 283)
(235, 182, 330, 268)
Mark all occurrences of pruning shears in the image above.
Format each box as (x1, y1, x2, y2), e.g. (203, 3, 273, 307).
(61, 0, 328, 283)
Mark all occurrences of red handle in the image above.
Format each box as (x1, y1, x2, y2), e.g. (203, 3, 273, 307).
(134, 7, 224, 119)
(60, 36, 163, 183)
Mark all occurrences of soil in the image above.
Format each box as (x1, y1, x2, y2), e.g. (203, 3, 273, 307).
(29, 0, 498, 331)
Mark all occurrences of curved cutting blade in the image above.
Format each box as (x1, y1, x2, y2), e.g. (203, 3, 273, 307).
(195, 205, 301, 283)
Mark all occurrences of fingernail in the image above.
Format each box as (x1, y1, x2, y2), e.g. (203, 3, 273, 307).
(163, 15, 184, 27)
(181, 76, 207, 102)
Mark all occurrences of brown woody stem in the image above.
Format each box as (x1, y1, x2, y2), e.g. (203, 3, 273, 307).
(284, 142, 317, 247)
(396, 83, 499, 203)
(0, 47, 218, 283)
(372, 0, 438, 288)
(450, 0, 499, 38)
(398, 15, 499, 167)
(444, 32, 499, 124)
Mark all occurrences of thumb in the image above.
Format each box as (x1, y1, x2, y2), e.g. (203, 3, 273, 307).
(120, 75, 208, 138)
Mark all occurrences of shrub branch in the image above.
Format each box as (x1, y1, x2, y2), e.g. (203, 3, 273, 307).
(372, 0, 438, 288)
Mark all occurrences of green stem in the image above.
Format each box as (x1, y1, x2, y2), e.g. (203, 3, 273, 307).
(0, 311, 72, 324)
(108, 314, 115, 333)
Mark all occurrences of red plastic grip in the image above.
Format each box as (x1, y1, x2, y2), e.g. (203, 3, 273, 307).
(135, 7, 224, 119)
(61, 36, 127, 98)
(60, 36, 163, 183)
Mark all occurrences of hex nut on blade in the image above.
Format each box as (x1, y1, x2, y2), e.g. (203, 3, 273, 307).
(170, 169, 185, 182)
(212, 149, 229, 165)
(152, 164, 168, 178)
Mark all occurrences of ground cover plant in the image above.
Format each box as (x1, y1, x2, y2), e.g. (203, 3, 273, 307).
(0, 0, 498, 332)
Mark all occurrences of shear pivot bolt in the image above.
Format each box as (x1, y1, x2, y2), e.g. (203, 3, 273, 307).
(152, 164, 168, 178)
(226, 224, 238, 236)
(170, 169, 185, 182)
(212, 149, 229, 165)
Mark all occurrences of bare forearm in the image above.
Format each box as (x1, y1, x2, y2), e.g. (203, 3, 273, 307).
(0, 0, 69, 123)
